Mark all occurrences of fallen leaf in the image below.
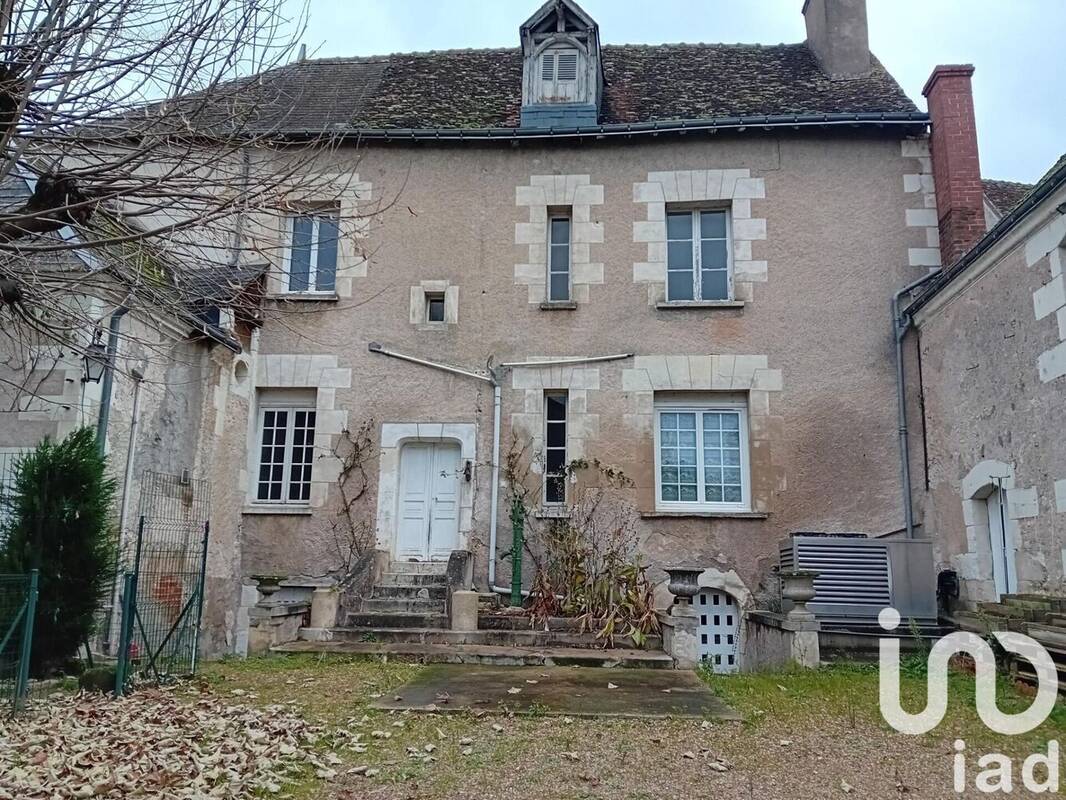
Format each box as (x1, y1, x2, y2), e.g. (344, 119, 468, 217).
(507, 687, 522, 695)
(841, 780, 854, 794)
(607, 682, 618, 690)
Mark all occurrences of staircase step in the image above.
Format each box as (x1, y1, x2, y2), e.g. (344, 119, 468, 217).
(372, 584, 448, 600)
(479, 613, 583, 632)
(274, 639, 675, 669)
(389, 561, 448, 575)
(361, 598, 445, 614)
(324, 626, 661, 650)
(346, 611, 449, 629)
(378, 572, 448, 587)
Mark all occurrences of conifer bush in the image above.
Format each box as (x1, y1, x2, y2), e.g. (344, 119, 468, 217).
(0, 428, 116, 675)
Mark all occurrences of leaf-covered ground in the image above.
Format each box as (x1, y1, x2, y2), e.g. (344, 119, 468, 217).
(2, 655, 1061, 799)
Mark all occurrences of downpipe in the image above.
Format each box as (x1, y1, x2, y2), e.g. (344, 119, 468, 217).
(892, 271, 940, 539)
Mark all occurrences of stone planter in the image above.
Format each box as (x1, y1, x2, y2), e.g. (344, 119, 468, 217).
(251, 574, 284, 603)
(665, 567, 703, 606)
(780, 570, 819, 621)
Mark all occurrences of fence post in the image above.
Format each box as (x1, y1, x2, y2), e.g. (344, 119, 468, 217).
(13, 569, 38, 712)
(189, 521, 210, 675)
(509, 499, 524, 608)
(114, 571, 136, 697)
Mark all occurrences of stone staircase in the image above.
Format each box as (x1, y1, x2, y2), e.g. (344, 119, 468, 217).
(952, 593, 1066, 694)
(276, 560, 673, 668)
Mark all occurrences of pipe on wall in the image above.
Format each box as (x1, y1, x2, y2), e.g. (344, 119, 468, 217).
(95, 306, 129, 454)
(891, 270, 941, 539)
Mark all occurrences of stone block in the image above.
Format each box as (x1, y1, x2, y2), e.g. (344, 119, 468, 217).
(572, 221, 604, 244)
(573, 184, 603, 206)
(515, 185, 546, 207)
(734, 260, 768, 282)
(310, 587, 340, 628)
(733, 239, 752, 261)
(908, 247, 942, 267)
(515, 222, 547, 245)
(905, 208, 938, 228)
(1033, 275, 1065, 321)
(1006, 487, 1040, 520)
(1056, 479, 1066, 513)
(731, 198, 751, 219)
(720, 169, 751, 198)
(633, 220, 667, 243)
(733, 178, 765, 199)
(1038, 340, 1066, 383)
(752, 368, 783, 391)
(658, 607, 699, 669)
(622, 368, 652, 391)
(633, 181, 665, 203)
(319, 368, 352, 389)
(732, 218, 767, 241)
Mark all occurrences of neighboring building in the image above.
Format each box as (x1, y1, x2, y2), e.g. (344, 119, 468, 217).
(905, 78, 1066, 609)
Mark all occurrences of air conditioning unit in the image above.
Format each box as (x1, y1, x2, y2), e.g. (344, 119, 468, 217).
(779, 532, 936, 624)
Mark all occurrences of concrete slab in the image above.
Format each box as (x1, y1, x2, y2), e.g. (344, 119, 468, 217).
(370, 664, 740, 720)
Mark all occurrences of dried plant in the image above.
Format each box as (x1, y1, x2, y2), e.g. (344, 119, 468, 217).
(320, 420, 376, 576)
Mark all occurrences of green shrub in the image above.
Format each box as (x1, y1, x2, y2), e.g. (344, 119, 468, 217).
(0, 427, 116, 675)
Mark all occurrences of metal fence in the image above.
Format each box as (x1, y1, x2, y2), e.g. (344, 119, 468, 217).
(0, 571, 38, 715)
(115, 472, 209, 692)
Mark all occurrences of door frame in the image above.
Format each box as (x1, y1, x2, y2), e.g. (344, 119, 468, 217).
(960, 460, 1021, 602)
(374, 423, 477, 560)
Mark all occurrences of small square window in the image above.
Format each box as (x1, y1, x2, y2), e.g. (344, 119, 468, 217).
(426, 293, 445, 323)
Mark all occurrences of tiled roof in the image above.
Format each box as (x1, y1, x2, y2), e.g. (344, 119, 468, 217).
(215, 43, 917, 133)
(982, 178, 1034, 216)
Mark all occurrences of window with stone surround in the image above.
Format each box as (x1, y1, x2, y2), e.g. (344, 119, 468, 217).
(284, 206, 339, 293)
(544, 391, 568, 505)
(254, 390, 317, 504)
(654, 400, 749, 512)
(548, 213, 572, 302)
(666, 208, 732, 302)
(425, 292, 446, 323)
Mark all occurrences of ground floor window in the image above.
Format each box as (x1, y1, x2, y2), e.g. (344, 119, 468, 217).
(255, 406, 317, 503)
(654, 403, 749, 512)
(544, 391, 568, 505)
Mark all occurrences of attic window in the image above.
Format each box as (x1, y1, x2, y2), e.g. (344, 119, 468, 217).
(537, 48, 579, 103)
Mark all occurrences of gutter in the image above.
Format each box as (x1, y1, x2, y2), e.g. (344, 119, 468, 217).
(892, 270, 942, 539)
(367, 343, 632, 597)
(96, 307, 130, 455)
(281, 111, 929, 144)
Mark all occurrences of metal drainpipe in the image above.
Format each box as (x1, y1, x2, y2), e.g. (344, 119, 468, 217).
(892, 271, 941, 539)
(96, 306, 129, 455)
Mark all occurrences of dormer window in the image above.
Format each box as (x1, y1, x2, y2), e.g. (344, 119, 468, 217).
(539, 48, 579, 102)
(520, 0, 602, 127)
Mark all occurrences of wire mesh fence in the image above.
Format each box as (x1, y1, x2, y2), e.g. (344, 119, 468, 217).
(0, 571, 37, 715)
(115, 472, 210, 690)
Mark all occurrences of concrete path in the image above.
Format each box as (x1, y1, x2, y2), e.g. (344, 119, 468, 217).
(369, 664, 740, 720)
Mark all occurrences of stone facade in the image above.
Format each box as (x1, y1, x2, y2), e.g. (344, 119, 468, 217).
(913, 172, 1066, 606)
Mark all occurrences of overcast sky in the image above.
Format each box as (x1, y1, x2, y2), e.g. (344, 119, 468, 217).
(290, 0, 1063, 183)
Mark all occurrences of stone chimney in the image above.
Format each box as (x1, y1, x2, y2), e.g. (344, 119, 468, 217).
(923, 65, 984, 265)
(802, 0, 871, 77)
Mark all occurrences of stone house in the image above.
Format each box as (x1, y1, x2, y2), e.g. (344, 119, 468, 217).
(899, 62, 1066, 606)
(1, 0, 1054, 664)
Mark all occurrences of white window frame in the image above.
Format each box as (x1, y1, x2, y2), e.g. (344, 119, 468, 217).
(253, 405, 317, 505)
(547, 212, 572, 302)
(543, 391, 568, 506)
(283, 207, 339, 294)
(653, 400, 750, 513)
(538, 47, 580, 102)
(665, 207, 733, 303)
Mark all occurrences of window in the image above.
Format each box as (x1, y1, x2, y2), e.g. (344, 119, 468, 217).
(538, 48, 579, 102)
(666, 209, 731, 302)
(255, 406, 317, 503)
(285, 207, 339, 293)
(425, 292, 446, 323)
(548, 214, 571, 302)
(544, 392, 568, 504)
(655, 404, 749, 511)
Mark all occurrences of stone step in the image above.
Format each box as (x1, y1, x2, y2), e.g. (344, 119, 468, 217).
(389, 561, 448, 575)
(479, 613, 583, 632)
(274, 639, 675, 669)
(372, 584, 448, 600)
(323, 626, 661, 651)
(345, 611, 449, 629)
(1048, 614, 1066, 628)
(361, 598, 445, 614)
(377, 572, 448, 587)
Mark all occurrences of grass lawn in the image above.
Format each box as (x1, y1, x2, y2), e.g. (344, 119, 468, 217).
(193, 654, 1064, 799)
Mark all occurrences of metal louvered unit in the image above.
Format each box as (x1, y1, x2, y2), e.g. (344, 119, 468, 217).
(780, 533, 936, 624)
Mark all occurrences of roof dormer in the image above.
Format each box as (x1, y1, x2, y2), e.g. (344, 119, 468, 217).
(520, 0, 602, 128)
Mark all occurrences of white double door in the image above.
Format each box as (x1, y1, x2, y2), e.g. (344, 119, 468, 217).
(396, 442, 461, 561)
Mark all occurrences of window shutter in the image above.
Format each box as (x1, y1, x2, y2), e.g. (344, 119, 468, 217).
(556, 51, 578, 81)
(540, 53, 555, 81)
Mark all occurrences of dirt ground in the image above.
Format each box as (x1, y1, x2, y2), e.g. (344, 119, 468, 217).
(3, 654, 1061, 799)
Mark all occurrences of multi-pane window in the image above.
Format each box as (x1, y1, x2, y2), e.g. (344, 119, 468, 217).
(656, 405, 748, 510)
(286, 207, 339, 293)
(665, 209, 731, 302)
(548, 215, 571, 302)
(426, 292, 446, 322)
(538, 49, 579, 102)
(256, 407, 317, 503)
(544, 392, 568, 504)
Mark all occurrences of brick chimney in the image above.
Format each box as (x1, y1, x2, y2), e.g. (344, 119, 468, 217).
(922, 65, 984, 265)
(802, 0, 871, 77)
